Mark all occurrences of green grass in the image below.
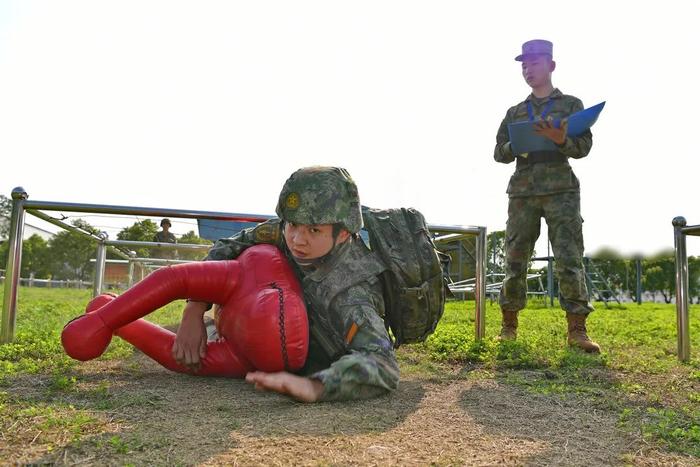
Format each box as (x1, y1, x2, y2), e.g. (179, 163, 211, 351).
(400, 299, 700, 457)
(1, 287, 699, 458)
(0, 287, 183, 384)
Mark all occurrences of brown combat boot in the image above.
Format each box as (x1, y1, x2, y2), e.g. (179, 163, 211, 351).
(499, 310, 518, 341)
(566, 313, 601, 353)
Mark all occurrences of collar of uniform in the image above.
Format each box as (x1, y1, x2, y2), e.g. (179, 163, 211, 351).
(525, 87, 563, 103)
(302, 238, 354, 283)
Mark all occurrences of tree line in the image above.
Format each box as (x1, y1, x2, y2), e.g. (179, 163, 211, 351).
(486, 231, 700, 304)
(2, 194, 698, 302)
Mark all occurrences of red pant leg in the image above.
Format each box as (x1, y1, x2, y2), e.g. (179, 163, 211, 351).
(62, 261, 241, 361)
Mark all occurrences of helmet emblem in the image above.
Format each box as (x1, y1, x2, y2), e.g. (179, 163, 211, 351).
(285, 192, 300, 210)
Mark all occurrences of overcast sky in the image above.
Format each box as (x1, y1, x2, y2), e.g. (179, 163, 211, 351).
(1, 1, 699, 257)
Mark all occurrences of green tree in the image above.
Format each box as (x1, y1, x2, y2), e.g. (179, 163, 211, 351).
(642, 254, 676, 303)
(47, 219, 101, 281)
(0, 194, 12, 239)
(178, 230, 212, 261)
(487, 230, 505, 274)
(686, 256, 700, 304)
(20, 234, 51, 279)
(0, 234, 50, 278)
(589, 248, 628, 297)
(117, 220, 159, 258)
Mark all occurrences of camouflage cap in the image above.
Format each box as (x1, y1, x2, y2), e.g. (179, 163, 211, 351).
(160, 218, 172, 227)
(276, 166, 363, 233)
(515, 39, 553, 61)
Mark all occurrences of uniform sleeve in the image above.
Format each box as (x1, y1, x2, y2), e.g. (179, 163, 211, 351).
(557, 98, 593, 159)
(310, 286, 400, 402)
(494, 108, 516, 164)
(204, 219, 283, 261)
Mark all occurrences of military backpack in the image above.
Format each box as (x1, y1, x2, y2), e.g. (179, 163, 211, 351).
(361, 206, 449, 347)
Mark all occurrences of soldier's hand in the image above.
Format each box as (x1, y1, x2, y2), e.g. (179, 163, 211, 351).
(534, 118, 568, 145)
(172, 301, 208, 372)
(245, 371, 324, 403)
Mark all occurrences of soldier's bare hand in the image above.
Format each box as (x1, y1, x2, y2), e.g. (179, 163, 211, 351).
(172, 302, 208, 372)
(245, 371, 324, 403)
(534, 118, 568, 145)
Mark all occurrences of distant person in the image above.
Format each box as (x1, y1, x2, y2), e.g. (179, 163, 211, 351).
(493, 39, 600, 353)
(153, 218, 178, 259)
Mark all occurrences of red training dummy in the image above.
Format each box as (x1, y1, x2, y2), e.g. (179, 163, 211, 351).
(61, 244, 308, 377)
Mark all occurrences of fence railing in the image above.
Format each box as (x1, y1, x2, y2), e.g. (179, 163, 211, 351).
(672, 216, 700, 362)
(2, 187, 487, 344)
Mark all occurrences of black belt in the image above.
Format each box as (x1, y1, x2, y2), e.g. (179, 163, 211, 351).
(516, 151, 567, 167)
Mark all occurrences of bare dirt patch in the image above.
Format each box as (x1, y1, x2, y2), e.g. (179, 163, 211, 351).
(3, 353, 698, 466)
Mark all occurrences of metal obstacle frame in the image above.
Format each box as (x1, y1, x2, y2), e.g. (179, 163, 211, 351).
(1, 187, 488, 344)
(672, 216, 699, 362)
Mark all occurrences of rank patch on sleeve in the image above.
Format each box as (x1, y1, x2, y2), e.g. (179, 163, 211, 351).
(254, 223, 280, 243)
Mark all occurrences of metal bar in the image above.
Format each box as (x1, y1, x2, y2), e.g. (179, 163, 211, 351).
(93, 237, 107, 297)
(23, 199, 273, 223)
(1, 188, 28, 343)
(673, 216, 691, 362)
(428, 224, 482, 235)
(635, 258, 642, 305)
(104, 239, 210, 250)
(26, 208, 103, 242)
(474, 226, 487, 340)
(10, 193, 490, 343)
(433, 233, 475, 244)
(548, 256, 554, 306)
(681, 225, 700, 236)
(26, 208, 131, 260)
(127, 259, 135, 288)
(129, 257, 196, 265)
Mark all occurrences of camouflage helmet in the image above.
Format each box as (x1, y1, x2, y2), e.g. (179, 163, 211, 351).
(276, 166, 363, 233)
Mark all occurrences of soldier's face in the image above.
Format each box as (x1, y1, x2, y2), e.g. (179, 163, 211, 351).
(521, 56, 555, 88)
(284, 223, 350, 260)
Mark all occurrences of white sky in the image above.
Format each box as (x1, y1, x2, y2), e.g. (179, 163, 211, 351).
(1, 1, 699, 257)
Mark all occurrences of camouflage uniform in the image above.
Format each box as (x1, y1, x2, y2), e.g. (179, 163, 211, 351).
(494, 88, 594, 315)
(152, 230, 178, 259)
(205, 167, 399, 401)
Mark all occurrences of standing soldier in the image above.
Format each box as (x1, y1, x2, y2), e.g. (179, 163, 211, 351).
(493, 39, 600, 353)
(153, 218, 178, 259)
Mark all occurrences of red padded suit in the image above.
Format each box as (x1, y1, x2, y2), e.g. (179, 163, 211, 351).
(61, 245, 308, 377)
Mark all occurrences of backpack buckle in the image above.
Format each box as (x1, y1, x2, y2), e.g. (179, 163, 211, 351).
(402, 281, 430, 300)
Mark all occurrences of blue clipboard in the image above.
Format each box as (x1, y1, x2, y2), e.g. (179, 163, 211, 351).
(507, 101, 605, 155)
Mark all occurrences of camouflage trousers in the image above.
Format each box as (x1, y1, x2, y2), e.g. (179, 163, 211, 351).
(499, 192, 594, 315)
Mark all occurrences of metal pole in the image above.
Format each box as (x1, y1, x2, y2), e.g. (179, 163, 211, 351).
(635, 258, 643, 305)
(127, 251, 136, 288)
(547, 256, 554, 307)
(23, 199, 273, 223)
(104, 239, 210, 251)
(93, 233, 108, 298)
(673, 217, 690, 362)
(2, 188, 28, 343)
(474, 226, 487, 340)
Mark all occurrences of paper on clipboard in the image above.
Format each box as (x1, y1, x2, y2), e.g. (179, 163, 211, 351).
(507, 101, 605, 155)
